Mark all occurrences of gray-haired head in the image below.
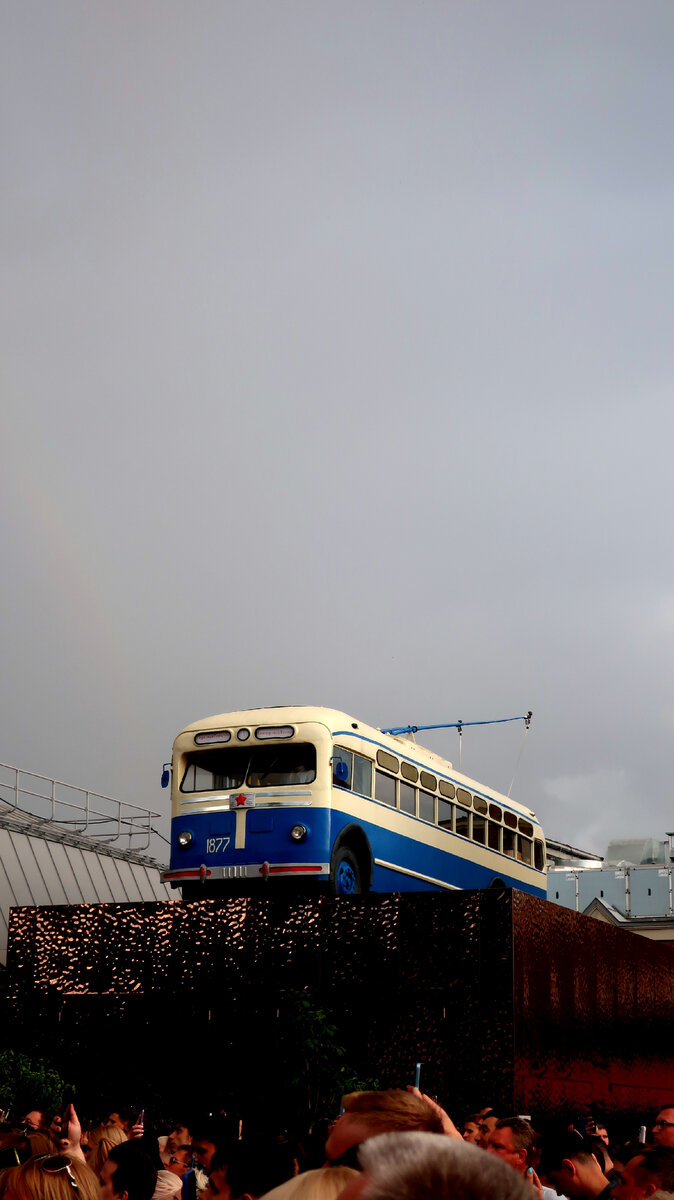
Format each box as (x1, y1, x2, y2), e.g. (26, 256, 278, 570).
(357, 1131, 533, 1200)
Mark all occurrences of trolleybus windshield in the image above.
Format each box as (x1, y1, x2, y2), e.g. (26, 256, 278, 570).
(180, 743, 317, 792)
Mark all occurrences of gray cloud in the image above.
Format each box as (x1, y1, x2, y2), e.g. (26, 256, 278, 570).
(2, 1, 674, 858)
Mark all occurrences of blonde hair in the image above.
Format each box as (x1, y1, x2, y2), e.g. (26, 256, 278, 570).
(342, 1090, 445, 1136)
(261, 1168, 358, 1200)
(27, 1133, 54, 1158)
(87, 1124, 128, 1174)
(1, 1156, 100, 1200)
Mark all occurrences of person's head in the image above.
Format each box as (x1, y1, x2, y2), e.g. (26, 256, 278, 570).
(191, 1120, 235, 1176)
(106, 1114, 134, 1134)
(21, 1111, 47, 1133)
(462, 1117, 481, 1147)
(88, 1125, 128, 1176)
(586, 1138, 612, 1176)
(339, 1131, 533, 1200)
(166, 1124, 192, 1154)
(260, 1167, 358, 1200)
(99, 1142, 157, 1200)
(653, 1110, 674, 1149)
(325, 1090, 445, 1166)
(594, 1125, 609, 1147)
(612, 1149, 674, 1200)
(214, 1139, 297, 1200)
(540, 1134, 609, 1199)
(478, 1110, 512, 1150)
(203, 1149, 230, 1200)
(2, 1154, 100, 1200)
(487, 1119, 536, 1177)
(167, 1148, 193, 1180)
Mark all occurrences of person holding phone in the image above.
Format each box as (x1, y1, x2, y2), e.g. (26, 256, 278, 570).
(325, 1089, 452, 1168)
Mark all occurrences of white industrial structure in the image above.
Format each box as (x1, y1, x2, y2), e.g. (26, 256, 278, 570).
(0, 762, 173, 965)
(547, 833, 674, 943)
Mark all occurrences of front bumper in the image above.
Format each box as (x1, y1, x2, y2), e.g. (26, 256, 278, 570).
(162, 861, 330, 884)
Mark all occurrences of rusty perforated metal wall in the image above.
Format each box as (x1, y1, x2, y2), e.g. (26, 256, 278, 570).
(512, 891, 674, 1116)
(5, 890, 674, 1122)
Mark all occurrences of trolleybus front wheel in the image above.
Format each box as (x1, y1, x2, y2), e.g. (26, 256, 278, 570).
(330, 847, 362, 896)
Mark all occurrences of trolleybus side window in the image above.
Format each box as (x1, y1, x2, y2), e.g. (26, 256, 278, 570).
(488, 821, 500, 851)
(375, 769, 397, 807)
(456, 809, 470, 838)
(399, 781, 416, 815)
(534, 839, 545, 871)
(352, 753, 372, 796)
(437, 797, 453, 830)
(333, 748, 373, 797)
(520, 837, 532, 866)
(503, 828, 515, 858)
(472, 814, 486, 844)
(333, 748, 353, 789)
(419, 790, 434, 823)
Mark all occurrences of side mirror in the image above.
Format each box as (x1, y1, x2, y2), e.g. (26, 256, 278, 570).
(161, 763, 171, 789)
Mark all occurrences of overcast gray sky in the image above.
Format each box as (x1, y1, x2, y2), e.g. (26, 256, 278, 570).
(2, 1, 674, 861)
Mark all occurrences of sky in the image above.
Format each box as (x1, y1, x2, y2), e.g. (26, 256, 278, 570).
(2, 1, 674, 863)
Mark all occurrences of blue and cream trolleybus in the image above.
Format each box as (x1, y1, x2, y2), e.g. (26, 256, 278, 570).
(162, 706, 546, 898)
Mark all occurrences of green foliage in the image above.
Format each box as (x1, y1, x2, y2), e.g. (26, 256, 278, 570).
(0, 1049, 71, 1118)
(279, 990, 379, 1131)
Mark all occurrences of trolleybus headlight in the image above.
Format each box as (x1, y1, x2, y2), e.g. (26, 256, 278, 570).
(290, 824, 307, 842)
(177, 830, 193, 848)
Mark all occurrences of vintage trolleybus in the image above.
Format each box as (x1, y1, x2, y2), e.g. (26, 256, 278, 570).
(162, 706, 547, 898)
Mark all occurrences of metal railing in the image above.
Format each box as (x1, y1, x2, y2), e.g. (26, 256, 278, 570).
(0, 762, 162, 852)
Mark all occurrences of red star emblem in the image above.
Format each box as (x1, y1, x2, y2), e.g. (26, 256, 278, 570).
(235, 794, 247, 807)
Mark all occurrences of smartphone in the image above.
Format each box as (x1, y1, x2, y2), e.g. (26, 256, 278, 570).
(60, 1094, 73, 1134)
(638, 1126, 647, 1144)
(414, 1062, 423, 1090)
(136, 1110, 145, 1126)
(183, 1171, 197, 1200)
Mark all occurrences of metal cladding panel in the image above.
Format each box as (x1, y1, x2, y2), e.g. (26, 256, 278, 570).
(97, 854, 128, 897)
(578, 870, 627, 913)
(43, 842, 86, 904)
(547, 874, 578, 909)
(78, 850, 117, 903)
(128, 861, 172, 902)
(27, 838, 71, 905)
(629, 868, 671, 917)
(512, 891, 674, 1118)
(2, 832, 39, 906)
(63, 847, 101, 904)
(111, 858, 145, 902)
(0, 841, 14, 963)
(144, 867, 174, 902)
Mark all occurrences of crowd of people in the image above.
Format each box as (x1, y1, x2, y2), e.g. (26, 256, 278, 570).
(1, 1090, 673, 1200)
